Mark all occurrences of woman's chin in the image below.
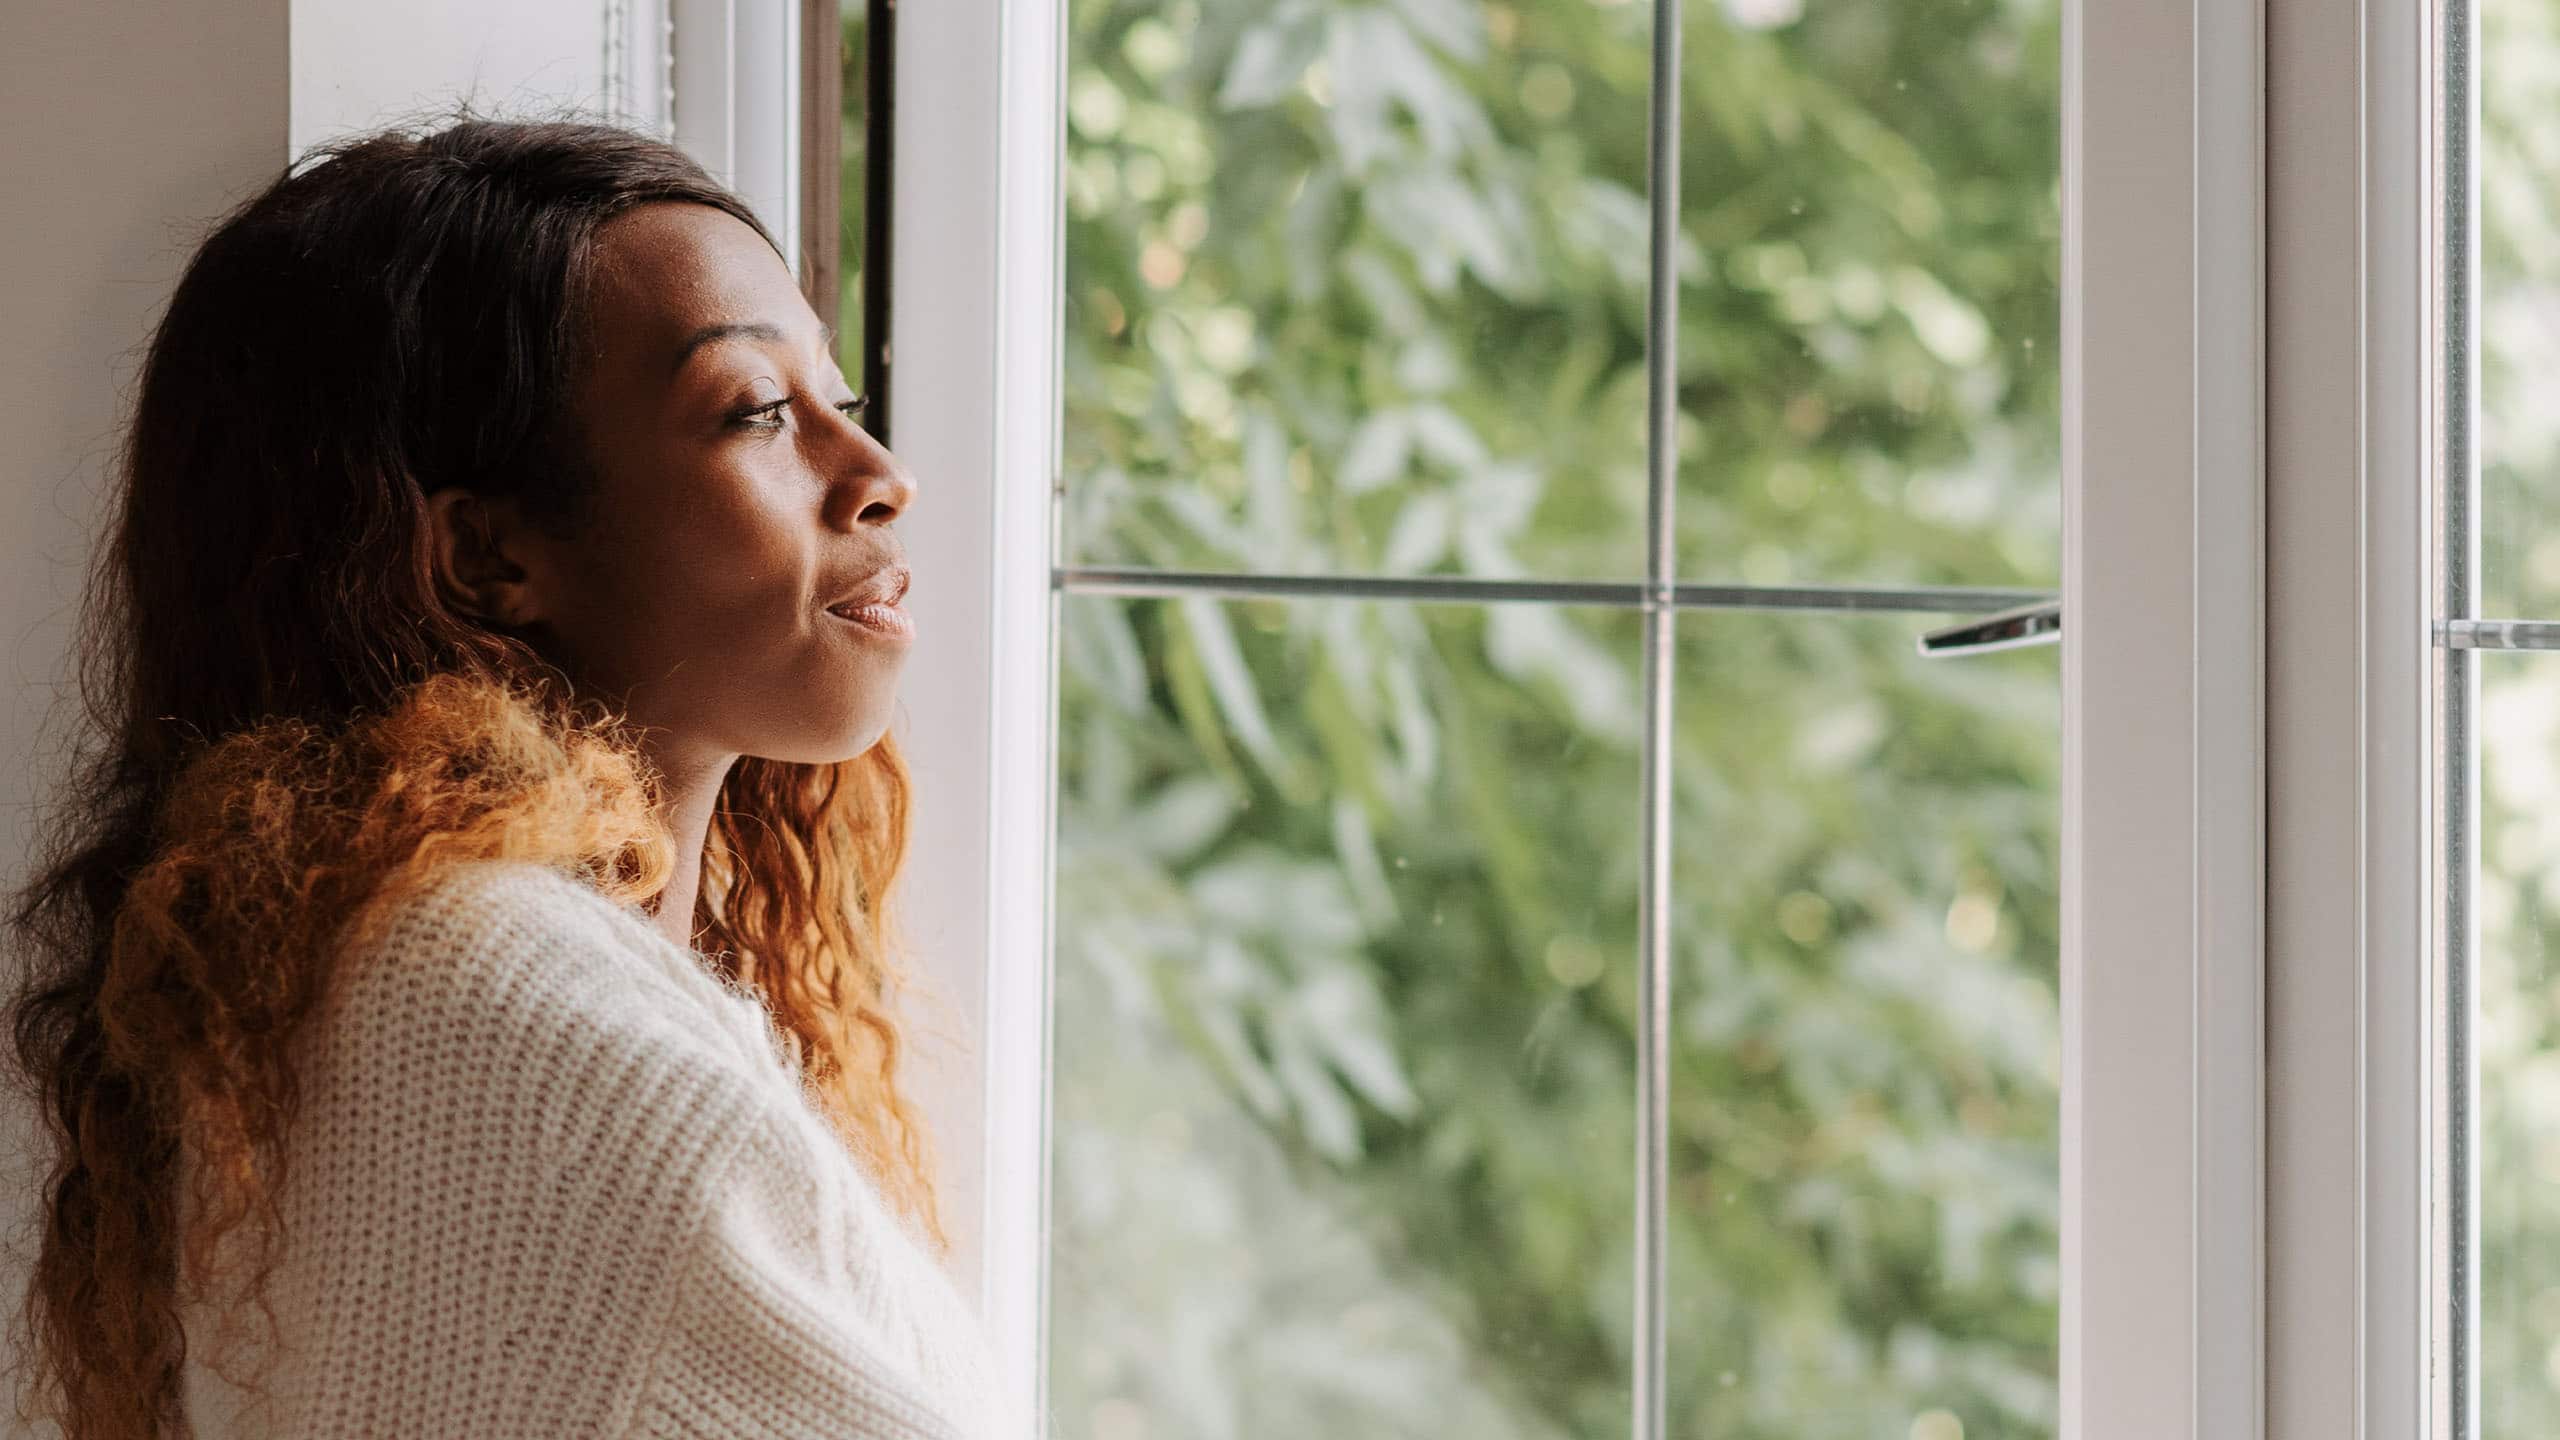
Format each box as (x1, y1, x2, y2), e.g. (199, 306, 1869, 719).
(759, 710, 897, 767)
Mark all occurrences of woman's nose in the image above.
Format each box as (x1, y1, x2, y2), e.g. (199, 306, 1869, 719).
(822, 411, 917, 529)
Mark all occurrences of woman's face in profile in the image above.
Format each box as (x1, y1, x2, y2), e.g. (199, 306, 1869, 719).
(475, 201, 917, 768)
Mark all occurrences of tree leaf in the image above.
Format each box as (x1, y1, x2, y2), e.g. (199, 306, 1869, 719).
(1339, 410, 1414, 494)
(1382, 492, 1453, 571)
(1218, 20, 1325, 110)
(1180, 596, 1285, 775)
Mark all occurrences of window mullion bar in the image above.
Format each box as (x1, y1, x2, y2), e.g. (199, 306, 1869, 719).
(1056, 568, 1643, 607)
(1053, 566, 2048, 615)
(1635, 0, 1680, 1433)
(2438, 618, 2560, 650)
(1636, 597, 1673, 1440)
(2431, 0, 2481, 1420)
(1672, 581, 2044, 614)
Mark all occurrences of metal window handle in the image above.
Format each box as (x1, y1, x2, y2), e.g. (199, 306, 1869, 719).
(1918, 598, 2063, 657)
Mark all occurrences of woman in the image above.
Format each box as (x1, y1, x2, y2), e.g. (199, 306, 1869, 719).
(5, 119, 1001, 1438)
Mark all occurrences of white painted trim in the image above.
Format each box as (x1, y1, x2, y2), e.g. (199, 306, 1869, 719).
(727, 0, 799, 257)
(2371, 0, 2431, 1423)
(980, 0, 1064, 1417)
(670, 0, 736, 177)
(605, 0, 676, 140)
(2063, 0, 2265, 1429)
(666, 0, 800, 255)
(2196, 0, 2270, 1424)
(879, 0, 1059, 1421)
(2263, 0, 2432, 1422)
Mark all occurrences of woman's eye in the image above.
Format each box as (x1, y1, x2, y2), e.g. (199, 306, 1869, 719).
(734, 397, 790, 430)
(732, 394, 866, 433)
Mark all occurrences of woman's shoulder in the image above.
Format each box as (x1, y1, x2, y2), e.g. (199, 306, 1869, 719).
(181, 860, 832, 1434)
(349, 856, 664, 980)
(324, 857, 796, 1108)
(288, 857, 819, 1241)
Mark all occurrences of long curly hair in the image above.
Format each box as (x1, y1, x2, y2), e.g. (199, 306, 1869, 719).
(3, 118, 937, 1440)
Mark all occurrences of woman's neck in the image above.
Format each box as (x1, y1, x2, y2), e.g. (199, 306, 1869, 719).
(641, 741, 736, 953)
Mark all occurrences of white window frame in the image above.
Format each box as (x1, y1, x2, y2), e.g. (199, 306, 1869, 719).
(647, 0, 805, 260)
(846, 0, 2457, 1434)
(2063, 0, 2270, 1425)
(877, 0, 1062, 1415)
(2261, 0, 2434, 1428)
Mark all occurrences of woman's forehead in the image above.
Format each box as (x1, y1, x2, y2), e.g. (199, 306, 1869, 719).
(585, 202, 807, 358)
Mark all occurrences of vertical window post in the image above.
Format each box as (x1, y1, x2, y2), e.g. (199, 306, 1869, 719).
(2263, 0, 2430, 1424)
(2065, 0, 2267, 1427)
(862, 0, 1062, 1416)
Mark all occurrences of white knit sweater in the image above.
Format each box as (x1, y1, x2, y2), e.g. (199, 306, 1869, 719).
(176, 858, 1004, 1439)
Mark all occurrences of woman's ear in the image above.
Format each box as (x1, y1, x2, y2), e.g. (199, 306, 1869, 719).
(424, 488, 548, 629)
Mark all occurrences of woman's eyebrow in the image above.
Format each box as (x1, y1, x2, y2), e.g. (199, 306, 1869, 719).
(672, 319, 841, 375)
(672, 320, 783, 373)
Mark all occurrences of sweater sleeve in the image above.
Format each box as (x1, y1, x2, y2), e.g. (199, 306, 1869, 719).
(626, 1104, 975, 1440)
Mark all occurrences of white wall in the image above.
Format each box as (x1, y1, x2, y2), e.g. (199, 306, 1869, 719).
(0, 0, 622, 984)
(0, 5, 290, 1434)
(291, 0, 611, 156)
(1, 3, 611, 1432)
(0, 0, 289, 981)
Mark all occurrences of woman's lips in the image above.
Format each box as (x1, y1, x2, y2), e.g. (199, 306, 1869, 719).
(827, 599, 915, 642)
(824, 563, 913, 641)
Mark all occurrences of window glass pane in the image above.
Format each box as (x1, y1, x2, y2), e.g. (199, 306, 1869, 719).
(1044, 0, 2064, 1426)
(1060, 0, 1654, 579)
(1049, 595, 1639, 1437)
(1675, 0, 2060, 589)
(1668, 614, 2060, 1436)
(2475, 0, 2560, 1425)
(2480, 654, 2560, 1434)
(2481, 0, 2560, 619)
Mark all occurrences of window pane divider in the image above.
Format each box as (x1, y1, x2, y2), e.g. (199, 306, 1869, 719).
(2436, 619, 2560, 650)
(2431, 0, 2481, 1421)
(1633, 0, 1681, 1433)
(1053, 566, 2049, 616)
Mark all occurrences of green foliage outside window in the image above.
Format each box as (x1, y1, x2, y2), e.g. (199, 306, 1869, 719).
(845, 0, 2073, 1432)
(2476, 0, 2560, 1432)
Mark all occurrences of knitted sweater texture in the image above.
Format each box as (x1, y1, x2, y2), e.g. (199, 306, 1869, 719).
(176, 859, 1003, 1439)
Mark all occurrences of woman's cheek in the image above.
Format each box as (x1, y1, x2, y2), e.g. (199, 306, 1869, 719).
(660, 506, 793, 622)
